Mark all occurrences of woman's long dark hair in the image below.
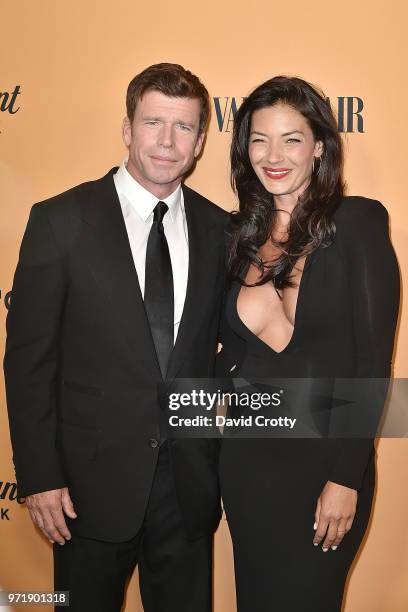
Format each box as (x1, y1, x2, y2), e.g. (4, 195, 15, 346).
(228, 76, 345, 288)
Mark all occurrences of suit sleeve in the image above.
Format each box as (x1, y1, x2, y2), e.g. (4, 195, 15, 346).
(328, 200, 400, 490)
(3, 203, 68, 497)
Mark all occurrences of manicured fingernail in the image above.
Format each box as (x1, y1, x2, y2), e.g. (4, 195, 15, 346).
(322, 547, 328, 552)
(313, 522, 317, 530)
(331, 546, 338, 550)
(58, 542, 65, 546)
(313, 542, 318, 546)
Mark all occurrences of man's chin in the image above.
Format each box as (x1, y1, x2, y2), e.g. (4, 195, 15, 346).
(148, 173, 183, 187)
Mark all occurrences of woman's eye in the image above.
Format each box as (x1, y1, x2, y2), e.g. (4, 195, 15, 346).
(287, 138, 301, 143)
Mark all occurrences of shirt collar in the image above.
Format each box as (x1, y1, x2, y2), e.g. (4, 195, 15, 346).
(114, 159, 182, 222)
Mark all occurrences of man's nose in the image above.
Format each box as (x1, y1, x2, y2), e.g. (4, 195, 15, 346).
(158, 124, 174, 148)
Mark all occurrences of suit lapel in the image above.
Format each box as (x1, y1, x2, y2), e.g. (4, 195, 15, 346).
(166, 186, 221, 379)
(79, 169, 161, 379)
(78, 171, 222, 381)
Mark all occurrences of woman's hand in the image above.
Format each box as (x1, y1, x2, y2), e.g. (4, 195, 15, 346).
(313, 481, 357, 551)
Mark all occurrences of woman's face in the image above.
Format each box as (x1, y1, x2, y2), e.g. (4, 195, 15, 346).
(248, 102, 323, 200)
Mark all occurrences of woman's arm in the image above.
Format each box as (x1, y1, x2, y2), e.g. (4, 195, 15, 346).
(329, 198, 400, 489)
(313, 198, 400, 551)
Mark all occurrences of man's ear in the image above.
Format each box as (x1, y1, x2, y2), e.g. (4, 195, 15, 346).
(122, 116, 132, 147)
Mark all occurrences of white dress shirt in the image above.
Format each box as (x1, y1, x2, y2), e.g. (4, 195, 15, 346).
(113, 160, 189, 343)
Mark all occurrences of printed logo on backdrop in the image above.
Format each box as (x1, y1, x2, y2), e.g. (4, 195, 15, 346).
(0, 86, 21, 115)
(0, 85, 21, 133)
(213, 96, 364, 133)
(0, 480, 24, 522)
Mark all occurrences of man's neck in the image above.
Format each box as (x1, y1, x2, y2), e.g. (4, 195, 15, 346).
(125, 160, 181, 200)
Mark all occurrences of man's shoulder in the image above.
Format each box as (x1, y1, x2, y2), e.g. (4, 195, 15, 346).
(32, 168, 117, 217)
(182, 184, 229, 225)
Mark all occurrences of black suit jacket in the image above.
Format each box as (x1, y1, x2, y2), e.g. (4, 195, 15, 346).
(4, 168, 229, 542)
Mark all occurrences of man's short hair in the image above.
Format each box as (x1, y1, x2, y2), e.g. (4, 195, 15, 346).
(126, 63, 210, 133)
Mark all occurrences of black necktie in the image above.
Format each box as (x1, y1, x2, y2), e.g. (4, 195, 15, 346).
(144, 201, 174, 378)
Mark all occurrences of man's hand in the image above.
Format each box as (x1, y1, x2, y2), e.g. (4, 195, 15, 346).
(26, 487, 77, 545)
(313, 480, 357, 551)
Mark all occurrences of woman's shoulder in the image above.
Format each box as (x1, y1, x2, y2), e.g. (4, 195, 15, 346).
(333, 196, 388, 226)
(333, 197, 389, 246)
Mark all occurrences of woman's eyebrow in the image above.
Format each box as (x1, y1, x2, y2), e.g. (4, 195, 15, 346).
(282, 130, 304, 136)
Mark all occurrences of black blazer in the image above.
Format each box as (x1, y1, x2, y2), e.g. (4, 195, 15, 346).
(4, 168, 229, 542)
(216, 197, 400, 490)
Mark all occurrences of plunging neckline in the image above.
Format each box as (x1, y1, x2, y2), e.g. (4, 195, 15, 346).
(234, 254, 310, 355)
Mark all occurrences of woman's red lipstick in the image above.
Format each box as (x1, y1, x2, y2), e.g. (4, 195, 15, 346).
(263, 167, 291, 180)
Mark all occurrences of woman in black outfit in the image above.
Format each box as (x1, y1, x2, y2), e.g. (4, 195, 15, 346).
(217, 77, 400, 611)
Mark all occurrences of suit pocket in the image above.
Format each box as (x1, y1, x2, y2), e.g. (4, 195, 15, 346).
(57, 420, 100, 461)
(60, 383, 103, 431)
(63, 379, 104, 397)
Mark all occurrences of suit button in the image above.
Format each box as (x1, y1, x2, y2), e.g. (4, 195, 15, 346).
(149, 438, 159, 449)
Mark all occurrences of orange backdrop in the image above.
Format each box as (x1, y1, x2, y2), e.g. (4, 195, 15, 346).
(1, 1, 407, 611)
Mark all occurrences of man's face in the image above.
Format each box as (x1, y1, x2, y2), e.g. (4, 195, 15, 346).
(122, 90, 205, 199)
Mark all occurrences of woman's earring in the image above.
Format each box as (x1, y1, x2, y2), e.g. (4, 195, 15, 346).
(313, 156, 322, 176)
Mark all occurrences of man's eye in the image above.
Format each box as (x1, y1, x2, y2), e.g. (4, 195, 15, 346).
(178, 124, 191, 131)
(145, 120, 159, 126)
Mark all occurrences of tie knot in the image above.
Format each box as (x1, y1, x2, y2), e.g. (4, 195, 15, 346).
(153, 201, 169, 225)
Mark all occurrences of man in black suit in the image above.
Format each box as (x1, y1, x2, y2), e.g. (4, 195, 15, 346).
(4, 63, 228, 611)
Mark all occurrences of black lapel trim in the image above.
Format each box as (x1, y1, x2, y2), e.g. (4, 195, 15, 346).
(78, 169, 161, 379)
(166, 185, 222, 379)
